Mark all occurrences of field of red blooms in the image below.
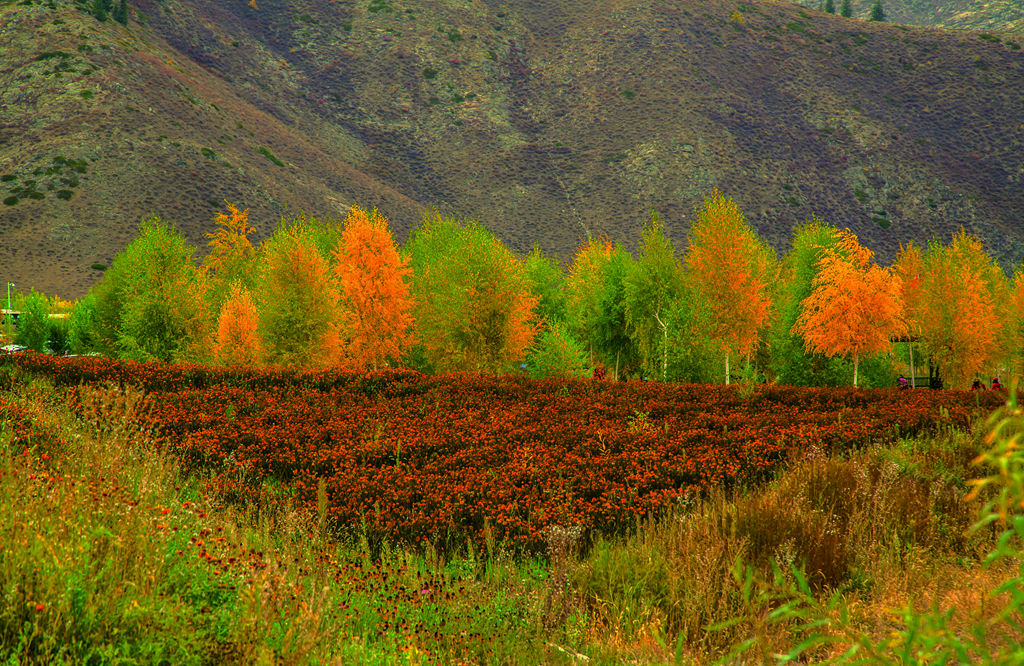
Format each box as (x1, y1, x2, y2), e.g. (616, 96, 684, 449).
(3, 353, 1006, 550)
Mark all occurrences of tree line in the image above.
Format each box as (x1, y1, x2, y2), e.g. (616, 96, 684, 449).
(4, 192, 1018, 388)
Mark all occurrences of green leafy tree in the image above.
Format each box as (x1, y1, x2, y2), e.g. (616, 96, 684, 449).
(405, 213, 538, 373)
(524, 245, 567, 327)
(869, 0, 885, 21)
(91, 217, 211, 362)
(526, 322, 589, 379)
(663, 283, 720, 383)
(48, 315, 70, 356)
(566, 238, 638, 379)
(840, 0, 853, 17)
(824, 0, 835, 14)
(625, 214, 686, 381)
(254, 223, 343, 369)
(67, 293, 99, 354)
(14, 291, 51, 352)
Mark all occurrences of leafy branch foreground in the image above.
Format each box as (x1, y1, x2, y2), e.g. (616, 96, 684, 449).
(0, 368, 1021, 663)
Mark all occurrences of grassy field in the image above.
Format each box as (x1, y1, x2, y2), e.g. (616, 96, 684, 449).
(0, 361, 1022, 663)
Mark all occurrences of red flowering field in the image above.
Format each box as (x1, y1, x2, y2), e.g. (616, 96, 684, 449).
(5, 353, 1004, 550)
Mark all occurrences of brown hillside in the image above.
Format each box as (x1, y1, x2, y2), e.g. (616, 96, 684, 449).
(2, 0, 1023, 297)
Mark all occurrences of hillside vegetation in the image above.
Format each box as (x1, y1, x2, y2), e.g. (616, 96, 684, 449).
(2, 0, 1023, 298)
(794, 0, 1024, 32)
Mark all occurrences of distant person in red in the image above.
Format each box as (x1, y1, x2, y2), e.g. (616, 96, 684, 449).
(991, 377, 1003, 390)
(971, 379, 985, 391)
(592, 365, 606, 381)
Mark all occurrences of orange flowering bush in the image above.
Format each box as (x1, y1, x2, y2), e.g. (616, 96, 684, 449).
(4, 353, 1003, 551)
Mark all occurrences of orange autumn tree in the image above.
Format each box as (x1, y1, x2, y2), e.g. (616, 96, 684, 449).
(214, 282, 264, 366)
(333, 205, 415, 371)
(685, 190, 775, 384)
(1011, 267, 1024, 377)
(916, 231, 1006, 388)
(795, 229, 905, 387)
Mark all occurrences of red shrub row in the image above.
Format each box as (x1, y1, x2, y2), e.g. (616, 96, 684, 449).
(5, 353, 1003, 550)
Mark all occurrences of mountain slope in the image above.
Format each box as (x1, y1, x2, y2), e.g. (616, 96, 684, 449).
(2, 0, 1024, 297)
(794, 1, 1024, 33)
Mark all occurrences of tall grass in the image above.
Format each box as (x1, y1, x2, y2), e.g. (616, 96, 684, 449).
(0, 371, 556, 663)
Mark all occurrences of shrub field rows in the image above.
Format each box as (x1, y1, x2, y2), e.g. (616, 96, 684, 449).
(5, 353, 1006, 550)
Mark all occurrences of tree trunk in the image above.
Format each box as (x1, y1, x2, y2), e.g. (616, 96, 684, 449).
(653, 310, 668, 382)
(853, 351, 859, 387)
(909, 343, 915, 388)
(725, 350, 730, 385)
(663, 326, 668, 381)
(615, 349, 620, 382)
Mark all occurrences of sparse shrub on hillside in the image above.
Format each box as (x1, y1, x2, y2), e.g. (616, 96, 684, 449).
(255, 146, 283, 167)
(869, 0, 885, 22)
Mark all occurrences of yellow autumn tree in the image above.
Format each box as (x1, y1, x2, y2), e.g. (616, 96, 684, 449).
(794, 229, 905, 387)
(204, 202, 255, 275)
(333, 206, 415, 371)
(214, 282, 264, 366)
(685, 190, 776, 384)
(894, 241, 925, 385)
(916, 231, 1006, 388)
(255, 225, 343, 369)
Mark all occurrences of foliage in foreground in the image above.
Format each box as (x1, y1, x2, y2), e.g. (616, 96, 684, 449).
(0, 363, 1021, 663)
